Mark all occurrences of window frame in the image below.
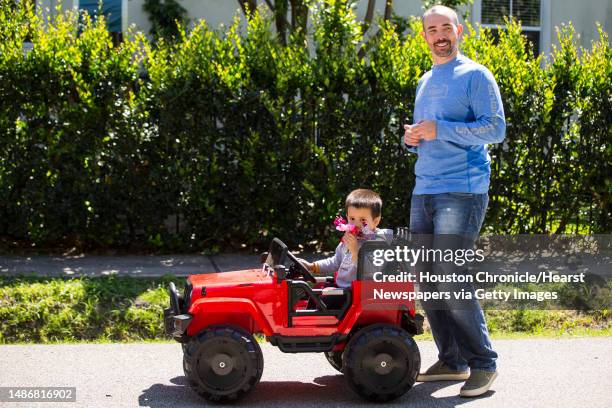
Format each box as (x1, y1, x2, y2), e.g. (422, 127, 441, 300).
(471, 0, 551, 56)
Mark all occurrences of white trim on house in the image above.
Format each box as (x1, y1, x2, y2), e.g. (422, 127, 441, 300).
(539, 0, 552, 56)
(471, 0, 551, 56)
(481, 24, 541, 31)
(121, 0, 128, 33)
(472, 0, 482, 24)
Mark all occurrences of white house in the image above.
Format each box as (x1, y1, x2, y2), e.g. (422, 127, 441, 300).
(35, 0, 611, 54)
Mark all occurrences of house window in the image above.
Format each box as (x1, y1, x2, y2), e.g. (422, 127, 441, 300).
(77, 0, 125, 43)
(477, 0, 543, 55)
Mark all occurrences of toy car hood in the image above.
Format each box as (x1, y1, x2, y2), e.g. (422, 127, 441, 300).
(188, 268, 269, 287)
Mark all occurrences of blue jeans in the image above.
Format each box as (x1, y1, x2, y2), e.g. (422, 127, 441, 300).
(410, 193, 498, 372)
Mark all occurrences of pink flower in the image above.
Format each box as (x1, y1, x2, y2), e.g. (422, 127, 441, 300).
(333, 216, 364, 241)
(332, 216, 377, 253)
(333, 215, 347, 228)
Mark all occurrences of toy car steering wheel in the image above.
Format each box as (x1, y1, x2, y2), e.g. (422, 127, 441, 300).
(285, 250, 317, 283)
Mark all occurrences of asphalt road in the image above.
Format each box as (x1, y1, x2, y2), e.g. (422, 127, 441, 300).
(1, 338, 610, 408)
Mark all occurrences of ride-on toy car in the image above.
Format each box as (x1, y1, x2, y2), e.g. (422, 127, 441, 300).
(165, 233, 423, 403)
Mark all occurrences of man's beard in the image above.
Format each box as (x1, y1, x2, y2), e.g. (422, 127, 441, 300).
(432, 39, 456, 57)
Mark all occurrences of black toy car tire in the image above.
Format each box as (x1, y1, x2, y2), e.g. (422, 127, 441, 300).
(325, 350, 344, 372)
(344, 324, 420, 402)
(183, 325, 264, 403)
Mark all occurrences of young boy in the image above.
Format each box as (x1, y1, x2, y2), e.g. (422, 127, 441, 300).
(301, 188, 390, 290)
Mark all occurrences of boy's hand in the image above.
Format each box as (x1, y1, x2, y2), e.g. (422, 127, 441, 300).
(298, 258, 314, 272)
(344, 232, 359, 263)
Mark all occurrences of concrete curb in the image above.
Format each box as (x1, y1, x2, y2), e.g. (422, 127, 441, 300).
(0, 253, 327, 277)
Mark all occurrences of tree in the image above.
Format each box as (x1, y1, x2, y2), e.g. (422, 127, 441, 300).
(143, 0, 188, 42)
(237, 1, 473, 45)
(236, 0, 393, 45)
(242, 0, 310, 45)
(237, 0, 258, 16)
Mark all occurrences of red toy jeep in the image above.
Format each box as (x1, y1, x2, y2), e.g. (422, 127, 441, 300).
(165, 233, 423, 403)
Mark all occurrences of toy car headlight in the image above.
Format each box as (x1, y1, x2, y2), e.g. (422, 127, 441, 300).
(173, 314, 192, 333)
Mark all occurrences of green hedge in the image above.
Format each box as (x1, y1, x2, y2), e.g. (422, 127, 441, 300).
(0, 1, 610, 251)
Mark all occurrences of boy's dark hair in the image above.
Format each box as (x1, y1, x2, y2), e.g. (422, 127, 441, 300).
(345, 189, 382, 219)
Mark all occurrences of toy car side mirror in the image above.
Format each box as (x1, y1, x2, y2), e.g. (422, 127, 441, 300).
(260, 252, 269, 264)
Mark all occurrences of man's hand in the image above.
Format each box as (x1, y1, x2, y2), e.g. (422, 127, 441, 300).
(412, 120, 437, 141)
(404, 124, 420, 146)
(344, 232, 359, 263)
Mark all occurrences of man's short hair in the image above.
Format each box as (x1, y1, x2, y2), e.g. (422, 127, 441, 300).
(345, 189, 382, 219)
(422, 5, 459, 29)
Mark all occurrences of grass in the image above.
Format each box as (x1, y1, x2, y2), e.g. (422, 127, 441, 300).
(0, 276, 609, 344)
(0, 275, 183, 343)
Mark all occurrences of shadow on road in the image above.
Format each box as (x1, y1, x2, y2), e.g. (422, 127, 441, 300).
(405, 381, 495, 407)
(138, 375, 495, 407)
(245, 375, 359, 405)
(138, 376, 202, 408)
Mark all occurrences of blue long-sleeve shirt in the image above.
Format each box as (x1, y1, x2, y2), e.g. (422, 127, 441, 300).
(404, 53, 506, 194)
(315, 228, 393, 288)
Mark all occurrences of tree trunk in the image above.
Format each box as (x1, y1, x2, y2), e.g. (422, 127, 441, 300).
(384, 0, 393, 20)
(275, 0, 289, 46)
(237, 0, 257, 16)
(290, 0, 309, 37)
(362, 0, 376, 34)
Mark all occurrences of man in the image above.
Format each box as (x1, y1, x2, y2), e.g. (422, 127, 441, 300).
(403, 5, 505, 398)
